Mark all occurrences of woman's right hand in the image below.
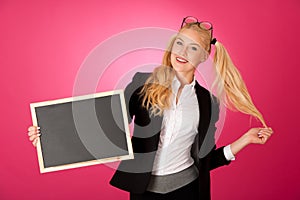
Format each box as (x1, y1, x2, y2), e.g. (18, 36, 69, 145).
(28, 126, 41, 147)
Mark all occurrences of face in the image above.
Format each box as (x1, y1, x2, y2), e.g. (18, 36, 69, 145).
(170, 28, 208, 76)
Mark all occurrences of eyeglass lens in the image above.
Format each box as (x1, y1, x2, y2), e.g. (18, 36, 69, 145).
(199, 22, 212, 30)
(184, 16, 198, 24)
(183, 17, 212, 30)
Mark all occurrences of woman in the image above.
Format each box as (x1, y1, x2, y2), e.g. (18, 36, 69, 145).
(28, 16, 273, 200)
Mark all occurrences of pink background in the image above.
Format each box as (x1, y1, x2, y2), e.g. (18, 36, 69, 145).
(1, 0, 299, 199)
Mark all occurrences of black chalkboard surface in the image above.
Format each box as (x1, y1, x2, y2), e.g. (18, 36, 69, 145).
(30, 90, 133, 173)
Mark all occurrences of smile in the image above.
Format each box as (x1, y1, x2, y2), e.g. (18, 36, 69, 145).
(176, 56, 188, 63)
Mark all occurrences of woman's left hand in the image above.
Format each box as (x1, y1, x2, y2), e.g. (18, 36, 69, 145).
(244, 127, 273, 145)
(230, 127, 274, 155)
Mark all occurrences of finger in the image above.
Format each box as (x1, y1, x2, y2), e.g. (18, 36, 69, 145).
(28, 129, 40, 136)
(29, 134, 37, 141)
(27, 126, 40, 132)
(252, 136, 266, 144)
(28, 126, 37, 132)
(258, 134, 270, 144)
(29, 134, 41, 141)
(32, 137, 39, 147)
(254, 135, 266, 144)
(262, 128, 273, 133)
(258, 132, 271, 138)
(258, 131, 272, 137)
(260, 137, 267, 144)
(258, 128, 273, 134)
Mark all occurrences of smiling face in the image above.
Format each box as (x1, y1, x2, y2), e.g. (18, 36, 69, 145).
(170, 27, 210, 82)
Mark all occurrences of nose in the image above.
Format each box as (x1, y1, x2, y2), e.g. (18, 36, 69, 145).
(178, 45, 188, 57)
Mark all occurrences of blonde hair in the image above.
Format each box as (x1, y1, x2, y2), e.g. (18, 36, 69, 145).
(139, 36, 176, 116)
(213, 41, 267, 127)
(140, 23, 267, 127)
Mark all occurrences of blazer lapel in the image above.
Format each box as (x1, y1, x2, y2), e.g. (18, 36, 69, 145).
(195, 81, 212, 144)
(191, 81, 212, 166)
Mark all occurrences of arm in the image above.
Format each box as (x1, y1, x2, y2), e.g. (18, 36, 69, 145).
(206, 127, 273, 170)
(202, 98, 273, 170)
(230, 127, 273, 156)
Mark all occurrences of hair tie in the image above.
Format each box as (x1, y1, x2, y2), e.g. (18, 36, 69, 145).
(211, 38, 217, 45)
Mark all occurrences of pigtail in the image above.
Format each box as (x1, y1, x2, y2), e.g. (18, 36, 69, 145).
(212, 41, 267, 127)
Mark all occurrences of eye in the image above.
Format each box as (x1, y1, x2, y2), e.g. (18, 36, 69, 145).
(191, 46, 198, 51)
(176, 40, 183, 46)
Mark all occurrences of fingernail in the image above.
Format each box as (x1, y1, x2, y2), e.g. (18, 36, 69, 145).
(37, 134, 41, 137)
(37, 127, 41, 130)
(37, 130, 40, 133)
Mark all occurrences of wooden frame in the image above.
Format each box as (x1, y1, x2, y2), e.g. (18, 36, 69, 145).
(30, 90, 133, 173)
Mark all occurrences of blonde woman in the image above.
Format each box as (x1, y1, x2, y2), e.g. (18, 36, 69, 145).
(28, 16, 273, 200)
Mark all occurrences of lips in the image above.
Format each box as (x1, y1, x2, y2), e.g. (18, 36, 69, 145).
(176, 56, 188, 63)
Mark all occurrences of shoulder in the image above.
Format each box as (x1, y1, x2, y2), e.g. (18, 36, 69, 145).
(125, 72, 152, 94)
(194, 81, 212, 99)
(194, 81, 209, 94)
(131, 72, 152, 84)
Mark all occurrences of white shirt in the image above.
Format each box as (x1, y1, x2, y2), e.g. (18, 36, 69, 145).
(152, 76, 234, 176)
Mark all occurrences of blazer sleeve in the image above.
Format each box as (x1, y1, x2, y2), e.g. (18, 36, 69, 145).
(198, 95, 231, 171)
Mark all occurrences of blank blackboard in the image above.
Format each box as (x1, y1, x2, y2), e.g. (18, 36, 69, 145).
(30, 90, 133, 173)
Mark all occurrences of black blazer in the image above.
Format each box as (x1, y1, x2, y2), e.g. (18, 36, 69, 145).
(110, 72, 231, 200)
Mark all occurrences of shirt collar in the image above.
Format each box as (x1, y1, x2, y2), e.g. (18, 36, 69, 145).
(173, 75, 196, 89)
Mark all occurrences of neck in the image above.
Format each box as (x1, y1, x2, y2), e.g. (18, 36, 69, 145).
(175, 72, 194, 86)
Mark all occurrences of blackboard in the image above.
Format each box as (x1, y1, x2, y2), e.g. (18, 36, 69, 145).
(30, 90, 133, 173)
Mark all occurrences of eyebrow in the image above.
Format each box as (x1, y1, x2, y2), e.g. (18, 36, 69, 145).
(176, 37, 201, 47)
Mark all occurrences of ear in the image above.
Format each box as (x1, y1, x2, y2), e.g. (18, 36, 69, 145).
(200, 51, 209, 63)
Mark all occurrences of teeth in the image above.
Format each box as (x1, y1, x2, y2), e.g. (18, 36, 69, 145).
(176, 57, 187, 63)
